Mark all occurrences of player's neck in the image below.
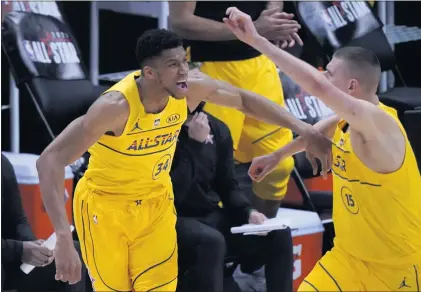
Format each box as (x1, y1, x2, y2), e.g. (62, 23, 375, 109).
(137, 78, 169, 114)
(358, 93, 379, 105)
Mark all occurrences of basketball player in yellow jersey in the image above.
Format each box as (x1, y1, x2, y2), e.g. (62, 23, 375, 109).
(170, 1, 304, 218)
(225, 7, 421, 291)
(36, 29, 331, 291)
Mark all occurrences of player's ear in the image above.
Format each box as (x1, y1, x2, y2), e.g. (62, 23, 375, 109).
(348, 79, 358, 93)
(142, 66, 156, 80)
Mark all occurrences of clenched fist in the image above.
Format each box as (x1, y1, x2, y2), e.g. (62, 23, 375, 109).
(248, 153, 281, 182)
(187, 112, 210, 143)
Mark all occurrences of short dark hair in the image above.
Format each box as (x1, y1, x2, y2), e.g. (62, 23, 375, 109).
(135, 29, 183, 68)
(333, 46, 381, 92)
(333, 46, 380, 69)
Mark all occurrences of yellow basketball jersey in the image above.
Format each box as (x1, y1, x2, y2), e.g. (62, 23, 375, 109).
(331, 103, 421, 266)
(83, 71, 187, 199)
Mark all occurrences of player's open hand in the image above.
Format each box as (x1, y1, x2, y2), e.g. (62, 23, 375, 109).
(54, 236, 82, 285)
(253, 8, 304, 48)
(223, 7, 261, 45)
(248, 153, 280, 182)
(302, 129, 333, 179)
(255, 8, 300, 41)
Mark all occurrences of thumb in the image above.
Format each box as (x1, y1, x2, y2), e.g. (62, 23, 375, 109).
(261, 7, 280, 16)
(190, 112, 199, 124)
(225, 7, 234, 15)
(258, 214, 267, 224)
(38, 245, 53, 257)
(248, 162, 263, 180)
(34, 239, 45, 246)
(223, 17, 238, 30)
(254, 213, 267, 224)
(255, 166, 270, 182)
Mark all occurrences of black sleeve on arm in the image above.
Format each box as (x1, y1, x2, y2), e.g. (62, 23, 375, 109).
(1, 154, 36, 241)
(170, 129, 205, 208)
(212, 119, 253, 225)
(1, 239, 23, 265)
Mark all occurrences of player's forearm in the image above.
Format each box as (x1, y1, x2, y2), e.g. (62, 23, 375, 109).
(272, 114, 339, 160)
(273, 137, 307, 161)
(170, 15, 236, 41)
(238, 89, 313, 137)
(36, 155, 72, 241)
(251, 37, 354, 118)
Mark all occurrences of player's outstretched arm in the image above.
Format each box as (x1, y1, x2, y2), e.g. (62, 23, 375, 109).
(187, 69, 313, 138)
(36, 92, 128, 238)
(186, 69, 333, 178)
(249, 114, 340, 182)
(223, 7, 389, 136)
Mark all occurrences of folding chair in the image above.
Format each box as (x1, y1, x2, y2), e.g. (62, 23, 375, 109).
(2, 11, 109, 177)
(288, 152, 335, 254)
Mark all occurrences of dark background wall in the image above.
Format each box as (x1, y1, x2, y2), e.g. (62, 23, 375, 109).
(60, 1, 158, 74)
(394, 1, 421, 87)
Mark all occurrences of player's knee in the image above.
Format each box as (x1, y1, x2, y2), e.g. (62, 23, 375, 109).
(200, 230, 226, 258)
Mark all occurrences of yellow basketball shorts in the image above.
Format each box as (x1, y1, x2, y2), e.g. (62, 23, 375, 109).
(202, 54, 294, 200)
(298, 247, 421, 291)
(73, 177, 178, 292)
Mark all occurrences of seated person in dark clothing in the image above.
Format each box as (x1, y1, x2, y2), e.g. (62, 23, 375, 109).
(1, 153, 90, 292)
(170, 103, 293, 292)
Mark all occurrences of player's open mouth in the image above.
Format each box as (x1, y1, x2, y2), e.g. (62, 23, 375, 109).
(176, 81, 188, 91)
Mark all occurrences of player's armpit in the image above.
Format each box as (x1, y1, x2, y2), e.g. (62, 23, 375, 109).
(38, 91, 129, 167)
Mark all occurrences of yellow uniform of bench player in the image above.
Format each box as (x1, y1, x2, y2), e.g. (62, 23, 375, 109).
(36, 29, 331, 291)
(224, 7, 421, 291)
(169, 2, 304, 215)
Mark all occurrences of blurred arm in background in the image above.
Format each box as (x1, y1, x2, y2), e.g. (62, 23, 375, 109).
(169, 1, 300, 45)
(169, 1, 237, 41)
